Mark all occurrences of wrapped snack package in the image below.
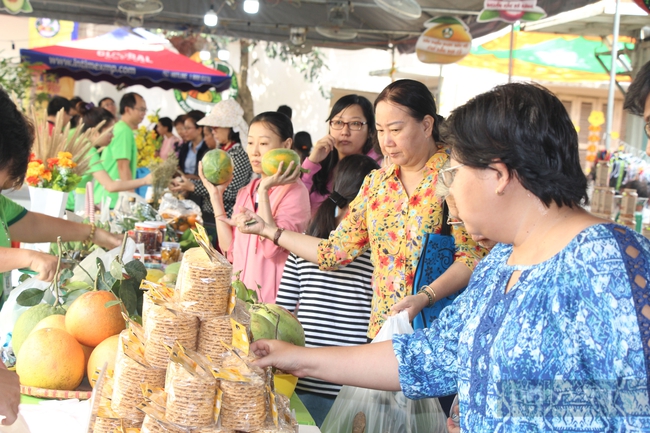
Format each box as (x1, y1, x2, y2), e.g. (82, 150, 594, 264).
(218, 355, 267, 432)
(112, 327, 166, 421)
(177, 248, 232, 317)
(143, 283, 199, 369)
(142, 415, 189, 433)
(197, 316, 232, 367)
(165, 344, 218, 428)
(94, 398, 142, 433)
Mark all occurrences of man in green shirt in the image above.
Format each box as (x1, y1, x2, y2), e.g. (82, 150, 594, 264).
(95, 92, 147, 209)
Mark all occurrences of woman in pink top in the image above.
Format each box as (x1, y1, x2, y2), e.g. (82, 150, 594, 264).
(199, 111, 310, 303)
(157, 117, 182, 160)
(302, 95, 383, 215)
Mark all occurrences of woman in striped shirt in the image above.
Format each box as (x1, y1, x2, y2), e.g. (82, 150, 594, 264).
(275, 154, 380, 426)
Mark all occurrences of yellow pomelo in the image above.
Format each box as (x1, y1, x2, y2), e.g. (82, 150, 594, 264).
(87, 334, 120, 388)
(16, 328, 85, 390)
(12, 304, 66, 356)
(32, 314, 66, 333)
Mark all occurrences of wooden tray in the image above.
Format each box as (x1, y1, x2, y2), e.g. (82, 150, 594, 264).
(20, 385, 92, 400)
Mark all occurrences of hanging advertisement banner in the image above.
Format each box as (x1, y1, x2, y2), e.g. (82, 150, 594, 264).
(415, 16, 472, 65)
(477, 0, 546, 23)
(1, 0, 32, 14)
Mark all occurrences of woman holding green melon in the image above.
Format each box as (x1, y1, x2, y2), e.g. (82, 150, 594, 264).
(199, 111, 310, 303)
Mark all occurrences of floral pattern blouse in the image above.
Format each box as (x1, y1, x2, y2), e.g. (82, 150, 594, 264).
(317, 148, 486, 338)
(393, 224, 650, 431)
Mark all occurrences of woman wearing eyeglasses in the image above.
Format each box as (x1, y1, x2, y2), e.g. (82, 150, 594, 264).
(249, 83, 650, 432)
(227, 80, 486, 340)
(302, 95, 383, 215)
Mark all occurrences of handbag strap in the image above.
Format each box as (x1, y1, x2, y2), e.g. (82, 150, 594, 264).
(609, 224, 650, 400)
(441, 201, 451, 237)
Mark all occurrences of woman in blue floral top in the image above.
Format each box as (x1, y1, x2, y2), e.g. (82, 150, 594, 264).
(251, 83, 650, 431)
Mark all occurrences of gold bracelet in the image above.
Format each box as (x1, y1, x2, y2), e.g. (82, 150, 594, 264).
(86, 223, 96, 243)
(424, 285, 437, 305)
(417, 286, 434, 307)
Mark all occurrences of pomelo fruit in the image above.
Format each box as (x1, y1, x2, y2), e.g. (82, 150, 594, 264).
(16, 328, 85, 390)
(87, 334, 120, 387)
(65, 291, 125, 347)
(146, 268, 165, 283)
(202, 149, 234, 185)
(32, 314, 67, 333)
(12, 303, 66, 356)
(261, 149, 308, 176)
(250, 303, 305, 346)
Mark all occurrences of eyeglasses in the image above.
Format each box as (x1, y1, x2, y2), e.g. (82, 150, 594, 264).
(439, 164, 465, 188)
(133, 106, 147, 113)
(329, 120, 367, 131)
(645, 122, 650, 139)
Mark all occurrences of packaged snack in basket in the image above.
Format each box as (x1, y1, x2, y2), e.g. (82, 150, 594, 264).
(165, 342, 218, 428)
(197, 317, 249, 368)
(138, 395, 189, 433)
(142, 281, 199, 369)
(94, 397, 143, 432)
(176, 247, 232, 318)
(215, 353, 268, 432)
(112, 325, 166, 421)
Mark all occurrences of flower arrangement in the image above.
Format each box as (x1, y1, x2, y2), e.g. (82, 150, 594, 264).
(136, 111, 163, 168)
(26, 152, 81, 192)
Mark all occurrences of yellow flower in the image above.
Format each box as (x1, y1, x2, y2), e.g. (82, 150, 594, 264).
(41, 170, 52, 181)
(57, 152, 73, 160)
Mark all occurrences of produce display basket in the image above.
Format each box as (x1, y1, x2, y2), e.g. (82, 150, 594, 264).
(19, 385, 92, 400)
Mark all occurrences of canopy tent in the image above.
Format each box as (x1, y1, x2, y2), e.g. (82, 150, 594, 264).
(20, 28, 232, 92)
(458, 30, 635, 82)
(7, 0, 601, 51)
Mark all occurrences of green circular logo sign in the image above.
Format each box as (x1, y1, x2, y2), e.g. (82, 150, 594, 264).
(174, 60, 239, 113)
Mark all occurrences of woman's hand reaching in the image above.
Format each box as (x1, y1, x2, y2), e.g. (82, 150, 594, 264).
(220, 208, 269, 237)
(250, 339, 310, 377)
(390, 293, 429, 321)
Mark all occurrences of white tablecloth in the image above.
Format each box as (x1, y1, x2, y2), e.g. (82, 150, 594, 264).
(16, 399, 321, 433)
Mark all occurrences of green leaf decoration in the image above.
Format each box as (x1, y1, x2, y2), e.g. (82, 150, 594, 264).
(522, 11, 545, 21)
(105, 300, 122, 308)
(110, 260, 124, 281)
(16, 288, 45, 307)
(118, 279, 138, 315)
(63, 288, 89, 307)
(57, 268, 74, 287)
(478, 10, 499, 21)
(124, 260, 147, 281)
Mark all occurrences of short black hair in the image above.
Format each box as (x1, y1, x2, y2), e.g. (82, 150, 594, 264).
(47, 96, 71, 117)
(250, 111, 293, 142)
(0, 87, 34, 187)
(81, 108, 115, 133)
(293, 131, 312, 160)
(119, 92, 141, 115)
(174, 115, 187, 126)
(375, 79, 443, 142)
(443, 83, 588, 208)
(277, 105, 292, 119)
(158, 117, 173, 132)
(98, 97, 114, 107)
(624, 60, 650, 117)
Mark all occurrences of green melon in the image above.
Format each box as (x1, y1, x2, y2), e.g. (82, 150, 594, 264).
(202, 149, 234, 185)
(261, 149, 309, 176)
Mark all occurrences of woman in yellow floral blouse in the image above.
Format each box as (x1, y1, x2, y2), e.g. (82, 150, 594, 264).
(227, 79, 486, 339)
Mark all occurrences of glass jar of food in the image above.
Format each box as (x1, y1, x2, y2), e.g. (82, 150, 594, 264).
(135, 222, 159, 255)
(161, 242, 181, 265)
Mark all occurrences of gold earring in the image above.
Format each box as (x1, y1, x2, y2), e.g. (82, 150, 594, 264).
(496, 189, 504, 196)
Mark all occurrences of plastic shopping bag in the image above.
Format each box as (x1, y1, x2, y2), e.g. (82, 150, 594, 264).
(321, 311, 447, 433)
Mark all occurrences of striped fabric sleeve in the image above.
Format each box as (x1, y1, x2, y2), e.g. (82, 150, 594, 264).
(276, 253, 301, 313)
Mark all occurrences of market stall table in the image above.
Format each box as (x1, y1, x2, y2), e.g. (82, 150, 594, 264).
(17, 393, 319, 432)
